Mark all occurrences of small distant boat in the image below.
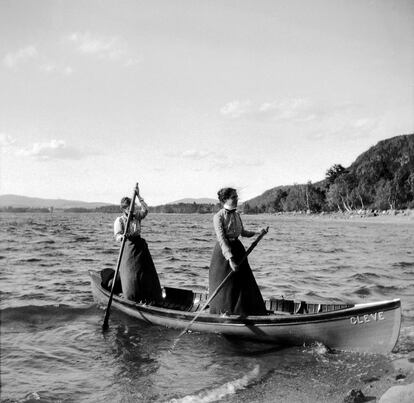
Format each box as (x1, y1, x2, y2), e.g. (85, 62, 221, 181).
(89, 270, 401, 354)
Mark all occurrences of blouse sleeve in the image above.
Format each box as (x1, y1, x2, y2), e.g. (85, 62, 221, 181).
(114, 217, 124, 242)
(135, 198, 149, 220)
(213, 213, 233, 260)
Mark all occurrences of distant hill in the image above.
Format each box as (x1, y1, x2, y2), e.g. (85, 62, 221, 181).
(0, 194, 110, 209)
(168, 197, 217, 205)
(243, 133, 414, 213)
(242, 186, 293, 210)
(150, 197, 220, 214)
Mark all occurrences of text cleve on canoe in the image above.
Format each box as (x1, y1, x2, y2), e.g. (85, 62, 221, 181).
(350, 311, 385, 325)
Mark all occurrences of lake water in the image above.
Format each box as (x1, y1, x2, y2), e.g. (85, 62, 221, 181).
(1, 212, 413, 402)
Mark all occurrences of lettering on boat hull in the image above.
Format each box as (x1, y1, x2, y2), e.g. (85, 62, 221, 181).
(350, 311, 385, 325)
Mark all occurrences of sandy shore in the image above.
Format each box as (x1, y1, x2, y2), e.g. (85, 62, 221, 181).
(224, 356, 414, 403)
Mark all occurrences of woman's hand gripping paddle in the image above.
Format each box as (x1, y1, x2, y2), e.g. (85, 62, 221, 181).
(171, 226, 269, 349)
(102, 183, 138, 331)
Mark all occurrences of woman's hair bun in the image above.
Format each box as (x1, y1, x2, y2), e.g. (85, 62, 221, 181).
(217, 187, 237, 203)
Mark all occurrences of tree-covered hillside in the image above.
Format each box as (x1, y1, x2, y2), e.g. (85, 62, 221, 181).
(243, 134, 414, 213)
(149, 202, 220, 214)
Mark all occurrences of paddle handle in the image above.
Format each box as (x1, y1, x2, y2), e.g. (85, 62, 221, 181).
(239, 226, 269, 265)
(102, 183, 138, 330)
(172, 226, 269, 346)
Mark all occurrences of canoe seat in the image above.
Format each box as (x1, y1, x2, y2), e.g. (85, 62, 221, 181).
(294, 301, 307, 314)
(306, 303, 322, 314)
(189, 292, 209, 312)
(159, 287, 194, 311)
(100, 268, 122, 294)
(266, 298, 295, 314)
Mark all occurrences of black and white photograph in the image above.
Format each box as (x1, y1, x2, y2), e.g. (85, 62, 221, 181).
(1, 1, 413, 402)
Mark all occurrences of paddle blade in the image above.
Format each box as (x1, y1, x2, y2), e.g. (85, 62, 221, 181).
(102, 318, 109, 331)
(102, 308, 111, 330)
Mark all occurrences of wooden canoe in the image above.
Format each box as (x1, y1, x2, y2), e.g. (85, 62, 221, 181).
(89, 270, 401, 354)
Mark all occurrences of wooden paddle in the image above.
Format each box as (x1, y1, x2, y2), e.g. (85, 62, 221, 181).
(102, 183, 138, 330)
(171, 226, 269, 348)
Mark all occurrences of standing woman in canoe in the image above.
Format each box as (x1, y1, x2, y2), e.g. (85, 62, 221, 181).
(113, 184, 162, 303)
(209, 187, 267, 316)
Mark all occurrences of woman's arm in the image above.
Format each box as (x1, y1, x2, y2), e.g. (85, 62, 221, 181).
(135, 184, 149, 220)
(114, 217, 124, 242)
(136, 197, 148, 219)
(239, 214, 255, 238)
(213, 213, 233, 260)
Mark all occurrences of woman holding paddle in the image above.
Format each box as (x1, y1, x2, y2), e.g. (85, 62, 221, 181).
(209, 187, 267, 316)
(113, 183, 162, 303)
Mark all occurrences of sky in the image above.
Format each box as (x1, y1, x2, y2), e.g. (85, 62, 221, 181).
(0, 0, 413, 205)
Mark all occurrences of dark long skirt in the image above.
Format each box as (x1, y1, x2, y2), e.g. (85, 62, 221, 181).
(209, 239, 267, 315)
(119, 235, 162, 303)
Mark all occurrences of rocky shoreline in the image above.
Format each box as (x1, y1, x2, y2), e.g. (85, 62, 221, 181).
(269, 209, 414, 223)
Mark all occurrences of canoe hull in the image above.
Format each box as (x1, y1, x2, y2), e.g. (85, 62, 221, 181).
(90, 271, 401, 354)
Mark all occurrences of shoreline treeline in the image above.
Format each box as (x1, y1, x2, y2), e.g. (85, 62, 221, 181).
(243, 134, 414, 214)
(0, 203, 221, 214)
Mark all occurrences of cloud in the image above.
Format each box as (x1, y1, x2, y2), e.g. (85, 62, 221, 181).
(220, 98, 318, 122)
(166, 149, 220, 161)
(3, 45, 73, 75)
(0, 133, 17, 156)
(0, 133, 16, 148)
(219, 97, 383, 144)
(352, 118, 376, 129)
(39, 63, 74, 76)
(180, 149, 214, 159)
(3, 46, 38, 69)
(307, 110, 379, 141)
(220, 100, 252, 118)
(166, 148, 263, 170)
(258, 98, 315, 121)
(219, 98, 380, 140)
(15, 139, 88, 161)
(212, 156, 264, 170)
(67, 32, 140, 66)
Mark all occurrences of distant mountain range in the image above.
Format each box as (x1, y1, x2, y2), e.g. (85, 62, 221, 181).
(0, 194, 110, 209)
(0, 195, 218, 209)
(168, 197, 218, 205)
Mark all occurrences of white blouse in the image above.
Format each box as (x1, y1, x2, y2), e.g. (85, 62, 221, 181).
(213, 208, 255, 260)
(113, 200, 148, 242)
